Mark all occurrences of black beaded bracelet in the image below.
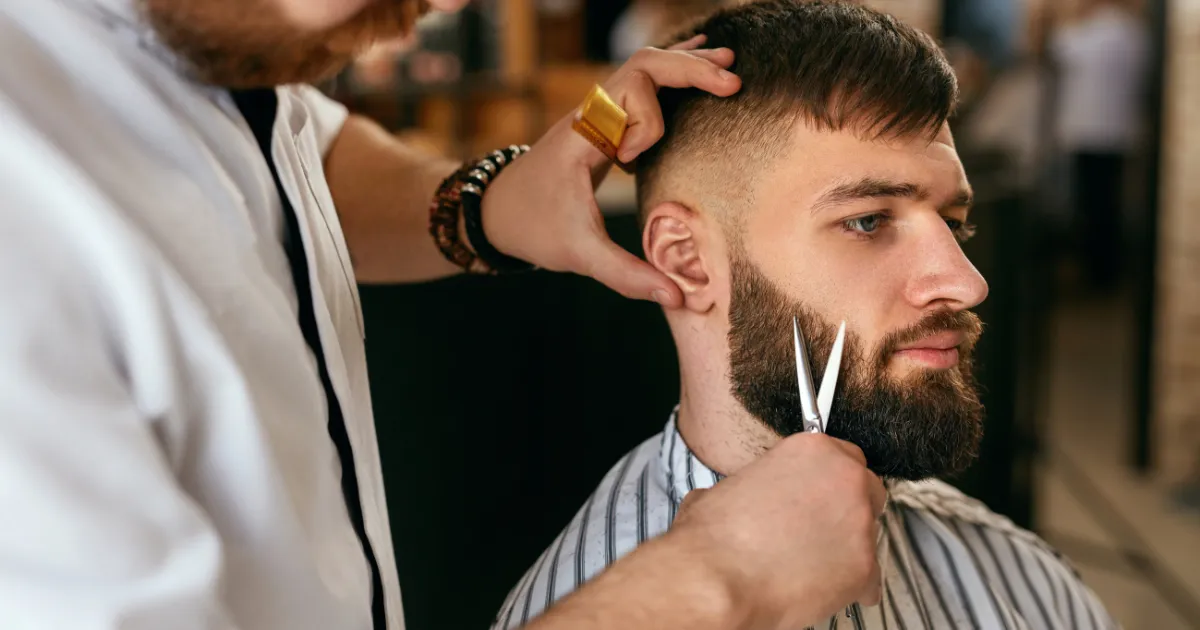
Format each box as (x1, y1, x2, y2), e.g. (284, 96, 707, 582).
(460, 145, 537, 274)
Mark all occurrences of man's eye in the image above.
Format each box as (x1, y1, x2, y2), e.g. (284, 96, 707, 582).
(844, 214, 887, 234)
(945, 218, 978, 243)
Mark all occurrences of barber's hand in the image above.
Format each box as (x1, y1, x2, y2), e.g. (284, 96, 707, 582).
(668, 433, 888, 629)
(480, 36, 740, 308)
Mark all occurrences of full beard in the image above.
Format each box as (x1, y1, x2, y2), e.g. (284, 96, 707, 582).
(727, 255, 985, 481)
(142, 0, 429, 88)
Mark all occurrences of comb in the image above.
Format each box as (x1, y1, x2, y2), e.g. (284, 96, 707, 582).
(572, 84, 635, 174)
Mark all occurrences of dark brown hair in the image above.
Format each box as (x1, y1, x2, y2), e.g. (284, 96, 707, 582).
(636, 0, 959, 210)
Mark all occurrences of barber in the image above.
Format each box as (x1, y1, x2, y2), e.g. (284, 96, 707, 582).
(0, 1, 885, 629)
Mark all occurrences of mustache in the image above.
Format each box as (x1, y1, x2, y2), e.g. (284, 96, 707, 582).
(876, 309, 983, 361)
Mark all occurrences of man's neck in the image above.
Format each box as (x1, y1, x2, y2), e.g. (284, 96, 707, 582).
(675, 363, 781, 478)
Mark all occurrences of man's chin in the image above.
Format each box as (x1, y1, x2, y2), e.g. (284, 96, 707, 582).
(820, 381, 985, 481)
(145, 0, 424, 88)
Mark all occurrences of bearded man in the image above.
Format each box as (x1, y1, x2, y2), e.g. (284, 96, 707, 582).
(494, 2, 1118, 629)
(0, 0, 904, 628)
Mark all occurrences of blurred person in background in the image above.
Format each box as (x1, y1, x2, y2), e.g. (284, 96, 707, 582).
(945, 0, 1020, 74)
(0, 0, 899, 628)
(494, 3, 1116, 629)
(610, 0, 722, 62)
(941, 0, 1017, 107)
(1050, 0, 1150, 291)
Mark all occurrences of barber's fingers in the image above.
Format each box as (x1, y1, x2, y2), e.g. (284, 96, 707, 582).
(857, 518, 884, 607)
(667, 34, 707, 51)
(825, 437, 886, 516)
(683, 47, 736, 67)
(859, 562, 884, 607)
(573, 223, 685, 307)
(836, 441, 887, 517)
(611, 46, 740, 94)
(615, 71, 665, 163)
(667, 37, 734, 67)
(867, 471, 888, 518)
(828, 437, 869, 467)
(666, 35, 731, 65)
(606, 48, 738, 162)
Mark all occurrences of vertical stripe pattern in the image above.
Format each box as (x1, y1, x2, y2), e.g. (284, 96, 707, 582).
(490, 415, 1120, 630)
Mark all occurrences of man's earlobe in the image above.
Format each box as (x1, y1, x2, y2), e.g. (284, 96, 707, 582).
(643, 203, 716, 313)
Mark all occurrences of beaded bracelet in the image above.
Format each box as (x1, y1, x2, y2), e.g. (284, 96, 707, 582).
(461, 145, 535, 274)
(428, 144, 534, 275)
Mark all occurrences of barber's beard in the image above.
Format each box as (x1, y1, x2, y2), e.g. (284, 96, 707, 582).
(142, 0, 428, 88)
(727, 255, 985, 481)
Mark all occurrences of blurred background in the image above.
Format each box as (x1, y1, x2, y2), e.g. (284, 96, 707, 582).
(320, 1, 1200, 628)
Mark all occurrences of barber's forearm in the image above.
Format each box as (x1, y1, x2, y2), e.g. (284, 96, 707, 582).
(324, 115, 460, 284)
(525, 534, 747, 630)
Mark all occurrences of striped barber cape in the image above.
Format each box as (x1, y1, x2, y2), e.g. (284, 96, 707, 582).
(492, 411, 1117, 630)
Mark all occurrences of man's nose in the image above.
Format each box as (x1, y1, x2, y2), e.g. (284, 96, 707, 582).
(903, 221, 989, 312)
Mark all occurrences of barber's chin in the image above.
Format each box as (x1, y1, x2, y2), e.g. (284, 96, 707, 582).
(891, 347, 960, 370)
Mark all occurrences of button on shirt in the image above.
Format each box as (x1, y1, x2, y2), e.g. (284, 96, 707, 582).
(0, 1, 402, 628)
(493, 412, 1116, 630)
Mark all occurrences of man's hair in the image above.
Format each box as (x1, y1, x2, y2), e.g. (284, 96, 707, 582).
(636, 0, 959, 213)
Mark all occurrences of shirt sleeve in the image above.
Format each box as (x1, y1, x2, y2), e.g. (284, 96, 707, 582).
(0, 116, 238, 630)
(282, 83, 351, 158)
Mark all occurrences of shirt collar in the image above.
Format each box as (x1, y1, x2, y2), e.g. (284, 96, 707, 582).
(659, 408, 901, 508)
(659, 406, 726, 506)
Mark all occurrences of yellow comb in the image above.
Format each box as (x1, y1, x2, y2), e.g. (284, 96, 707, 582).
(572, 84, 634, 173)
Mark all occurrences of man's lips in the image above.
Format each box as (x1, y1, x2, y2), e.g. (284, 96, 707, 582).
(892, 331, 968, 369)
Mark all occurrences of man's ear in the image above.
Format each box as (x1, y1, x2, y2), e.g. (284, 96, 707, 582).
(643, 202, 717, 313)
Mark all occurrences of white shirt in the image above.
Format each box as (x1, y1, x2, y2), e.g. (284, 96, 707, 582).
(493, 412, 1117, 630)
(0, 1, 403, 628)
(1051, 6, 1150, 152)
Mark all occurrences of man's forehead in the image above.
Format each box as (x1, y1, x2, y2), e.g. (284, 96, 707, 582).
(764, 122, 968, 202)
(785, 120, 959, 158)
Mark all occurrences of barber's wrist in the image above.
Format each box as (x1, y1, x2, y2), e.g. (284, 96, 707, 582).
(655, 526, 758, 629)
(427, 146, 535, 275)
(530, 531, 745, 630)
(660, 530, 751, 627)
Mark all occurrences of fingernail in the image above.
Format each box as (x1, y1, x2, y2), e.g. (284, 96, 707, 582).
(652, 290, 671, 305)
(719, 69, 737, 81)
(620, 150, 636, 163)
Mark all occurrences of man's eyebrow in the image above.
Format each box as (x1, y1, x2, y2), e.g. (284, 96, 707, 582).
(947, 187, 974, 210)
(810, 178, 929, 214)
(809, 177, 975, 214)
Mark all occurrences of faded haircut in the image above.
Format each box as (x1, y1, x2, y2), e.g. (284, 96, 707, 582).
(635, 0, 959, 215)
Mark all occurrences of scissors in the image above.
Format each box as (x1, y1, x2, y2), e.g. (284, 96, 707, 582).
(791, 317, 867, 630)
(792, 316, 845, 435)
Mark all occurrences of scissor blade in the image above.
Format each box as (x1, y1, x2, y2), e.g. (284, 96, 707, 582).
(793, 317, 821, 431)
(817, 320, 846, 434)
